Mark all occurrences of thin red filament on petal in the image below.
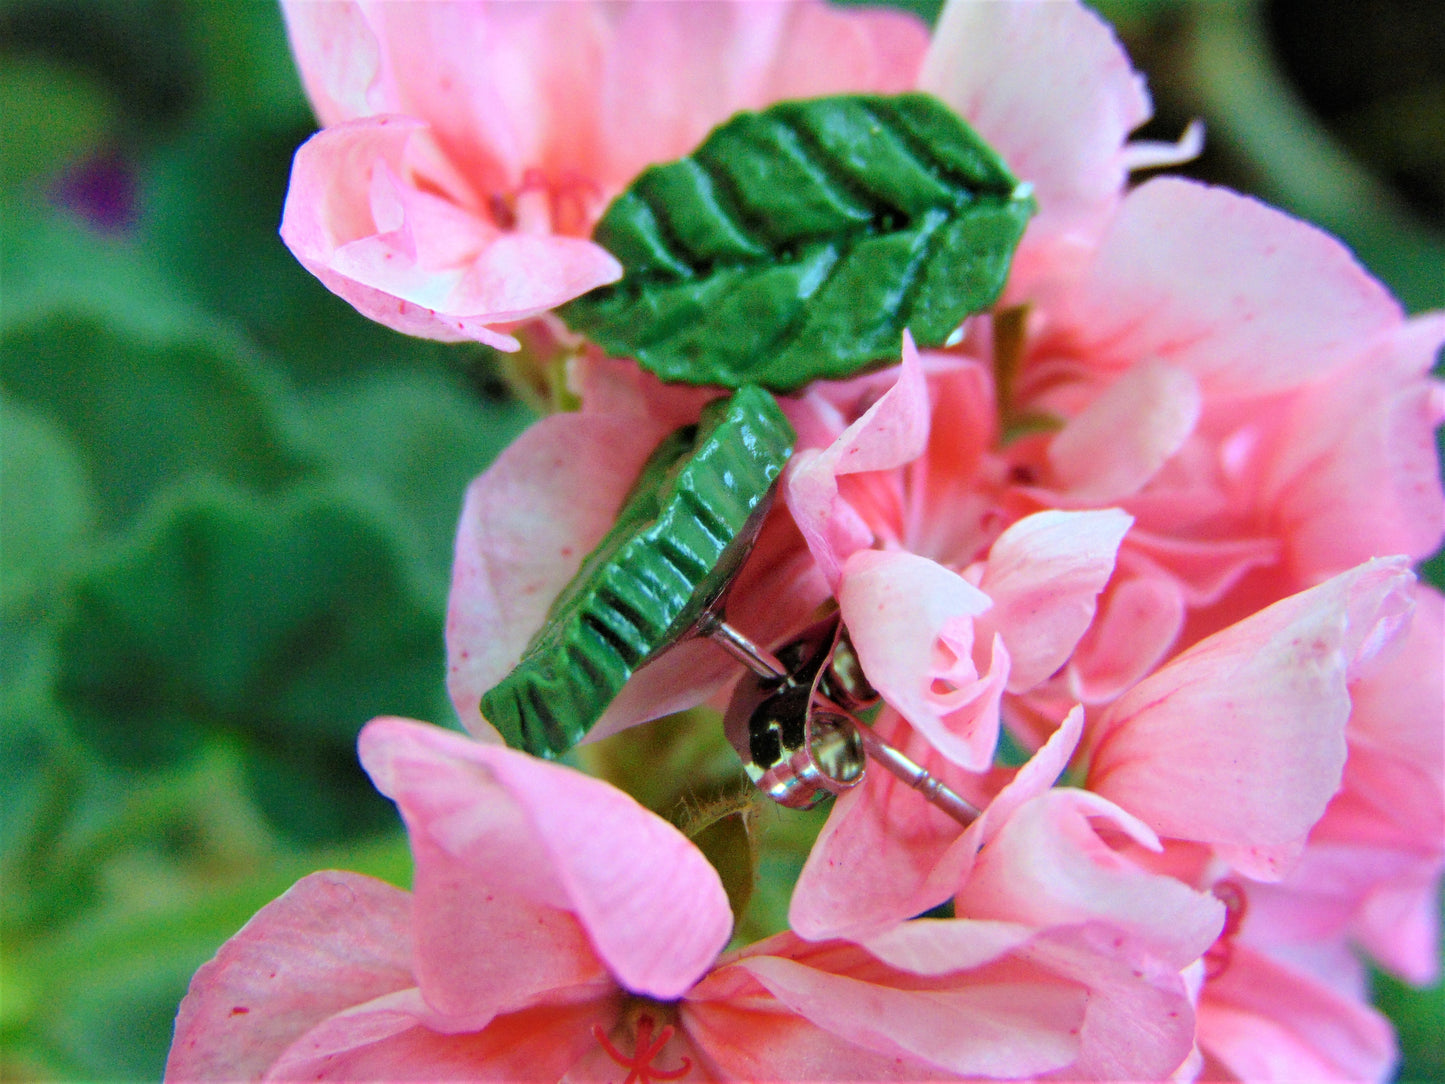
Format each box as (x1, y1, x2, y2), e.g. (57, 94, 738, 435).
(1204, 879, 1249, 980)
(593, 1014, 692, 1084)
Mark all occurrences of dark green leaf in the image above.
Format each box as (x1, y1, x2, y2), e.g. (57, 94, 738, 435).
(482, 386, 795, 758)
(304, 370, 535, 589)
(560, 93, 1035, 392)
(0, 394, 95, 605)
(0, 306, 310, 531)
(51, 483, 450, 843)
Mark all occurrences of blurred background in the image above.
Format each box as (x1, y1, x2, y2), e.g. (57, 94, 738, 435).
(0, 0, 1440, 1079)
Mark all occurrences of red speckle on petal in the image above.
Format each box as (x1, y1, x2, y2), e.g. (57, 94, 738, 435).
(229, 1006, 250, 1016)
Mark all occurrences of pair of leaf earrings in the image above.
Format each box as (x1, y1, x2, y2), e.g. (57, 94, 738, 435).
(483, 93, 1035, 824)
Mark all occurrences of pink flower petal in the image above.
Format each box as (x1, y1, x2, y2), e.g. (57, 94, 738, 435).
(599, 1, 926, 185)
(840, 548, 1007, 771)
(789, 706, 1084, 941)
(1089, 558, 1416, 879)
(165, 872, 414, 1082)
(1199, 945, 1397, 1084)
(1262, 313, 1445, 576)
(1063, 177, 1402, 396)
(280, 1, 387, 127)
(786, 335, 931, 588)
(788, 711, 977, 942)
(858, 920, 1199, 1080)
(266, 989, 610, 1082)
(280, 118, 621, 349)
(1047, 361, 1202, 503)
(732, 946, 1084, 1078)
(955, 788, 1226, 969)
(1067, 572, 1186, 703)
(445, 412, 671, 737)
(359, 719, 731, 1013)
(975, 508, 1133, 692)
(920, 0, 1150, 257)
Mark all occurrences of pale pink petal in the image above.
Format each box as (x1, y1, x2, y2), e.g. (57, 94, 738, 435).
(1199, 946, 1397, 1083)
(380, 4, 608, 190)
(280, 119, 621, 350)
(1262, 313, 1445, 575)
(600, 1, 926, 185)
(920, 0, 1150, 255)
(1089, 558, 1416, 879)
(732, 950, 1084, 1079)
(974, 508, 1133, 691)
(1354, 866, 1444, 986)
(840, 548, 1007, 771)
(857, 920, 1199, 1081)
(785, 336, 931, 588)
(1121, 118, 1206, 173)
(1067, 572, 1186, 703)
(1332, 584, 1445, 856)
(266, 991, 610, 1083)
(165, 872, 414, 1083)
(1021, 924, 1199, 1082)
(969, 704, 1086, 849)
(1243, 843, 1436, 970)
(682, 991, 955, 1083)
(359, 718, 731, 1014)
(1122, 529, 1282, 609)
(1047, 361, 1202, 502)
(280, 1, 387, 127)
(445, 412, 671, 736)
(956, 789, 1226, 969)
(789, 706, 1084, 941)
(788, 712, 974, 942)
(763, 2, 927, 99)
(1063, 178, 1403, 396)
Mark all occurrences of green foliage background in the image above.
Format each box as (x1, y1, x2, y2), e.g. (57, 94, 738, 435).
(0, 1, 1440, 1080)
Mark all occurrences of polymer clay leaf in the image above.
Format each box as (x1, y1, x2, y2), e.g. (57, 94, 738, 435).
(560, 93, 1035, 392)
(480, 386, 795, 758)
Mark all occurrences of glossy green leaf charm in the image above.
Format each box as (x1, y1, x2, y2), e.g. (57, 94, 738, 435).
(480, 386, 795, 758)
(559, 93, 1035, 392)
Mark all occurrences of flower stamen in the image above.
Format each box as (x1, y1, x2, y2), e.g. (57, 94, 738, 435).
(593, 1014, 692, 1084)
(1204, 879, 1249, 980)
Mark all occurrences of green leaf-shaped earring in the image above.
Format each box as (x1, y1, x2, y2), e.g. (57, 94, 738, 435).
(479, 385, 979, 826)
(559, 93, 1035, 392)
(479, 385, 795, 759)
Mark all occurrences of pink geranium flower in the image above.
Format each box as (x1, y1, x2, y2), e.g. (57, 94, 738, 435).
(278, 0, 927, 349)
(441, 2, 1442, 1075)
(166, 718, 1212, 1081)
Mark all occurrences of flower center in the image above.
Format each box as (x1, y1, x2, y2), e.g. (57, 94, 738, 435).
(592, 1013, 692, 1084)
(489, 166, 603, 236)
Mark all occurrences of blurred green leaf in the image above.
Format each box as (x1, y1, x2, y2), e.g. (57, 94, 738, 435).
(51, 483, 451, 844)
(182, 0, 309, 129)
(304, 369, 534, 588)
(0, 197, 174, 326)
(0, 393, 95, 604)
(0, 305, 310, 530)
(1374, 959, 1445, 1084)
(0, 52, 115, 192)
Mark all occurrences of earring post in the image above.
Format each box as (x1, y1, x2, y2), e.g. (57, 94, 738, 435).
(702, 616, 980, 827)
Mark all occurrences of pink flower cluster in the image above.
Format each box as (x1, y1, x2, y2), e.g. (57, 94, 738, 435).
(169, 1, 1443, 1080)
